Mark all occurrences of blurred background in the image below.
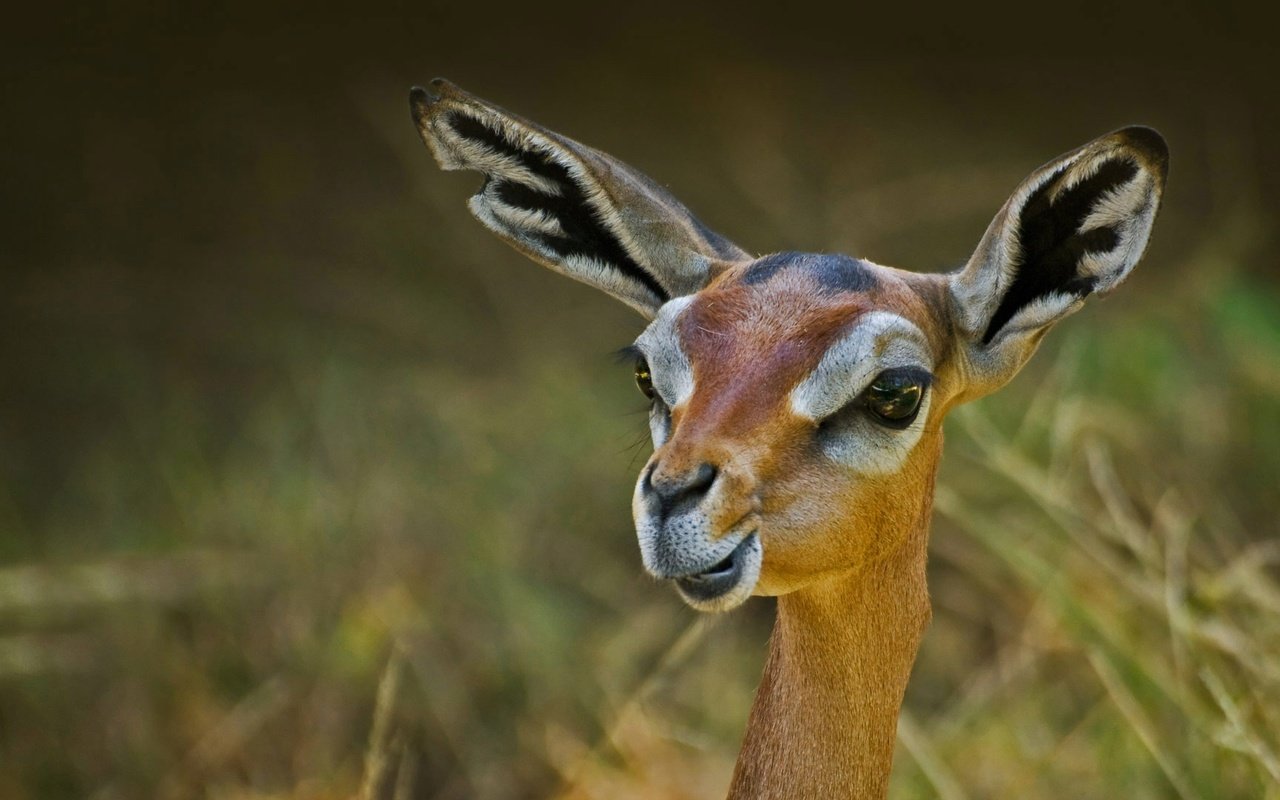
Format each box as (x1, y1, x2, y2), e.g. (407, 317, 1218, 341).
(1, 2, 1277, 798)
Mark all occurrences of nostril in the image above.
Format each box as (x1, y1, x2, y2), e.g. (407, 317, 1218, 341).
(687, 462, 717, 494)
(651, 461, 719, 515)
(642, 463, 657, 494)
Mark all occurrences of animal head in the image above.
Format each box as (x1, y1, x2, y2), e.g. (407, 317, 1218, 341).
(411, 79, 1167, 612)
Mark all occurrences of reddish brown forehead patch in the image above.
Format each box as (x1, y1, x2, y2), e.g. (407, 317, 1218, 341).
(674, 260, 883, 437)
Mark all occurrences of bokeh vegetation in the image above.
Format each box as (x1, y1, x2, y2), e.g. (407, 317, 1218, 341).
(1, 4, 1276, 798)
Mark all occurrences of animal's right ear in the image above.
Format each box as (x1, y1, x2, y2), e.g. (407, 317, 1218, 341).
(947, 126, 1168, 398)
(410, 79, 748, 318)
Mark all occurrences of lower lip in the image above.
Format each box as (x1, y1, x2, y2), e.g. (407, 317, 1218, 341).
(675, 533, 757, 602)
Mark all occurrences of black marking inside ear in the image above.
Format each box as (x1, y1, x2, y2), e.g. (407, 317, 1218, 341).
(982, 158, 1139, 344)
(447, 113, 670, 304)
(448, 114, 569, 185)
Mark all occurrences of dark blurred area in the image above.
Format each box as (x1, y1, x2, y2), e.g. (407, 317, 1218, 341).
(1, 2, 1277, 798)
(2, 2, 1276, 543)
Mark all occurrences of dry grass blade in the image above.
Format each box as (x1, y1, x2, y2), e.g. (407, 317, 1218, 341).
(0, 551, 267, 621)
(156, 675, 294, 800)
(896, 710, 970, 800)
(552, 616, 717, 796)
(1086, 649, 1201, 800)
(361, 647, 407, 800)
(1200, 667, 1280, 785)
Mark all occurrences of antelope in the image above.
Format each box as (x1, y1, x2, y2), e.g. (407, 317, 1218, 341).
(409, 79, 1167, 799)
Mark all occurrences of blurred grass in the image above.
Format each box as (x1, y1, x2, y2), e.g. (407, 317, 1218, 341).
(912, 269, 1280, 799)
(9, 246, 1277, 799)
(2, 8, 1279, 798)
(4, 212, 1277, 799)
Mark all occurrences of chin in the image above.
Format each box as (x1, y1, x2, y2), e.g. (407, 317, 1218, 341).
(672, 533, 762, 613)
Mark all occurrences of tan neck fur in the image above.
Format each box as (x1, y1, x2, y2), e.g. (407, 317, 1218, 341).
(726, 496, 934, 799)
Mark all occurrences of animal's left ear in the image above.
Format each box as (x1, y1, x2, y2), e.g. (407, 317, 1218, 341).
(410, 79, 748, 318)
(948, 126, 1168, 395)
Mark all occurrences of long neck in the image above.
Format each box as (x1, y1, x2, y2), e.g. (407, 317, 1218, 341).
(726, 511, 933, 799)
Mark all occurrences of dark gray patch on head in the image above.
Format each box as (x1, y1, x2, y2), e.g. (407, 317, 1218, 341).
(809, 254, 878, 293)
(742, 252, 879, 294)
(742, 251, 805, 285)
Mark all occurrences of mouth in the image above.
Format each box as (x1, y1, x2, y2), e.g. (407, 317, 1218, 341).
(673, 532, 762, 612)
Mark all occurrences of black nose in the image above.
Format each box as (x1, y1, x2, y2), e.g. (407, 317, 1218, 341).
(647, 462, 718, 518)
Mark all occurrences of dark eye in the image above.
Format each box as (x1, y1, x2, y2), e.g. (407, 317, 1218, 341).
(634, 357, 656, 400)
(864, 369, 928, 428)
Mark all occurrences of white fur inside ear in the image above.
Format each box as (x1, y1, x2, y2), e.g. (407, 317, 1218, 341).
(989, 290, 1083, 343)
(413, 86, 753, 319)
(950, 138, 1164, 346)
(486, 201, 565, 237)
(428, 111, 567, 196)
(424, 105, 680, 316)
(561, 253, 664, 318)
(465, 190, 664, 319)
(1075, 168, 1159, 290)
(949, 156, 1082, 338)
(944, 130, 1166, 399)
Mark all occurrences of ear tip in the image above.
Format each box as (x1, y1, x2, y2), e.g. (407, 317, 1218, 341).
(409, 78, 458, 122)
(1113, 125, 1170, 179)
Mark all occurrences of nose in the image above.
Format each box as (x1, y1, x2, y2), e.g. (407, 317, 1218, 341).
(646, 461, 718, 518)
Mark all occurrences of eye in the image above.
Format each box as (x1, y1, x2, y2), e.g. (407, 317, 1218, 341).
(634, 357, 656, 400)
(863, 369, 928, 428)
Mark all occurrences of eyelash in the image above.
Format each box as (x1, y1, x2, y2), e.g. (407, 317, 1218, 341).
(822, 368, 932, 431)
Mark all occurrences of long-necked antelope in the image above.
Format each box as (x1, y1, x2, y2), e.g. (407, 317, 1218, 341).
(409, 79, 1167, 799)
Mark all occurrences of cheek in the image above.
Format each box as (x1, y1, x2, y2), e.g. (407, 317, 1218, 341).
(754, 463, 870, 587)
(818, 390, 933, 476)
(754, 434, 942, 588)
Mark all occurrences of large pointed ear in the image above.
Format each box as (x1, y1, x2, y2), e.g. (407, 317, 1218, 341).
(409, 79, 749, 318)
(948, 126, 1169, 395)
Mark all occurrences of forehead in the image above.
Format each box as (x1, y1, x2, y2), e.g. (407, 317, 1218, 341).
(628, 253, 946, 433)
(676, 253, 930, 366)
